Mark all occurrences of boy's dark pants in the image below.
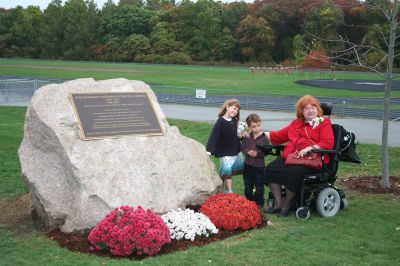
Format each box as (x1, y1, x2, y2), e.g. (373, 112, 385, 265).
(243, 164, 265, 207)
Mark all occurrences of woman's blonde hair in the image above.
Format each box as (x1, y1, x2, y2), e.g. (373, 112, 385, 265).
(295, 95, 323, 119)
(218, 99, 241, 121)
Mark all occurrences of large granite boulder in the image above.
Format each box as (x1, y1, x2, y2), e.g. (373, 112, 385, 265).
(18, 78, 221, 232)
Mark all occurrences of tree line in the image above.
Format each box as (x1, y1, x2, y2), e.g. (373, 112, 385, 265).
(0, 0, 396, 67)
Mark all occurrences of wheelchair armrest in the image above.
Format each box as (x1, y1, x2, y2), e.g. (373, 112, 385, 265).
(256, 144, 273, 154)
(272, 144, 285, 151)
(311, 148, 338, 155)
(256, 144, 285, 156)
(272, 145, 285, 156)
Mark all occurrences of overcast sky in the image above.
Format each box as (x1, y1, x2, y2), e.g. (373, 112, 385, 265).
(0, 0, 247, 10)
(0, 0, 112, 9)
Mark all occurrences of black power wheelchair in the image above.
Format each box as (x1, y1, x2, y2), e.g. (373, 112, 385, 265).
(258, 102, 361, 220)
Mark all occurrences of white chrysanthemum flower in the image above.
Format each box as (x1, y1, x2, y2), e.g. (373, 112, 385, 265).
(162, 208, 219, 241)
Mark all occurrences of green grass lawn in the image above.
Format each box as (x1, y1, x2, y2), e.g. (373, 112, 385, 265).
(1, 58, 399, 98)
(1, 106, 399, 265)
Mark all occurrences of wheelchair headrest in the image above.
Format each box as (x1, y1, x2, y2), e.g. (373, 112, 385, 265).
(321, 102, 333, 116)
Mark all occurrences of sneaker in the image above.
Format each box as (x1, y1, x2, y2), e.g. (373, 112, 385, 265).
(224, 189, 233, 194)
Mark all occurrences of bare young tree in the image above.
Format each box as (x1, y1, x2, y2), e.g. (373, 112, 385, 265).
(305, 0, 398, 188)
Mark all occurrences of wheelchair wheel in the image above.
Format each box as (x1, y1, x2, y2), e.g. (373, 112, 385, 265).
(295, 207, 310, 220)
(340, 198, 349, 210)
(316, 188, 341, 218)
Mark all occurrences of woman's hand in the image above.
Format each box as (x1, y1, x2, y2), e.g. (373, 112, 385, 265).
(298, 146, 313, 157)
(299, 144, 321, 157)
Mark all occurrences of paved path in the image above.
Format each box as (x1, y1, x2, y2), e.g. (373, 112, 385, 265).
(161, 104, 400, 148)
(154, 91, 400, 121)
(2, 100, 399, 147)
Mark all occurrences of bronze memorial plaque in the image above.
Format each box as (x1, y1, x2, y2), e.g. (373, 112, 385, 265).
(70, 92, 163, 140)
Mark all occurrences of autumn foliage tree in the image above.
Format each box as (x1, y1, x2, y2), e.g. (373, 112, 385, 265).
(236, 15, 275, 64)
(303, 49, 331, 68)
(1, 0, 400, 70)
(307, 0, 398, 188)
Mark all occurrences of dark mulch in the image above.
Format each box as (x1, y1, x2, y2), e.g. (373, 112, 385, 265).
(47, 217, 268, 260)
(338, 176, 400, 195)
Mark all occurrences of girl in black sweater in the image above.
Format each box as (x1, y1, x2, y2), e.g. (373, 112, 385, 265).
(206, 99, 244, 194)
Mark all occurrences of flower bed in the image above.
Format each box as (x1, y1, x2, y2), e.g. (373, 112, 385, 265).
(199, 193, 262, 231)
(77, 195, 264, 258)
(88, 206, 171, 256)
(48, 216, 267, 259)
(162, 208, 218, 241)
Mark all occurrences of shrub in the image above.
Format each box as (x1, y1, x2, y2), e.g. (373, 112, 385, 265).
(281, 58, 295, 67)
(303, 49, 331, 69)
(88, 206, 171, 256)
(364, 51, 386, 69)
(134, 53, 164, 64)
(162, 52, 192, 64)
(199, 193, 261, 231)
(161, 208, 218, 241)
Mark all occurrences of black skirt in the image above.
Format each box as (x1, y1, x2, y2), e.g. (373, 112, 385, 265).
(264, 157, 319, 192)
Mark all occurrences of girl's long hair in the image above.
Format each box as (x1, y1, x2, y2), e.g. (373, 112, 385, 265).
(218, 99, 241, 121)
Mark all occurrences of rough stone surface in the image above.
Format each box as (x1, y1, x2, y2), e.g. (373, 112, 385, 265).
(18, 78, 222, 232)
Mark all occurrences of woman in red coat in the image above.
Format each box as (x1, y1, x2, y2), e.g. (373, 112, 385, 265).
(264, 95, 334, 217)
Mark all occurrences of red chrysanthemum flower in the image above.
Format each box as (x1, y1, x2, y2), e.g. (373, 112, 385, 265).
(88, 205, 171, 256)
(199, 193, 261, 231)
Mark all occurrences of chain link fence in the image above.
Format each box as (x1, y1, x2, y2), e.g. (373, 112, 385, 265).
(0, 78, 64, 105)
(1, 78, 399, 121)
